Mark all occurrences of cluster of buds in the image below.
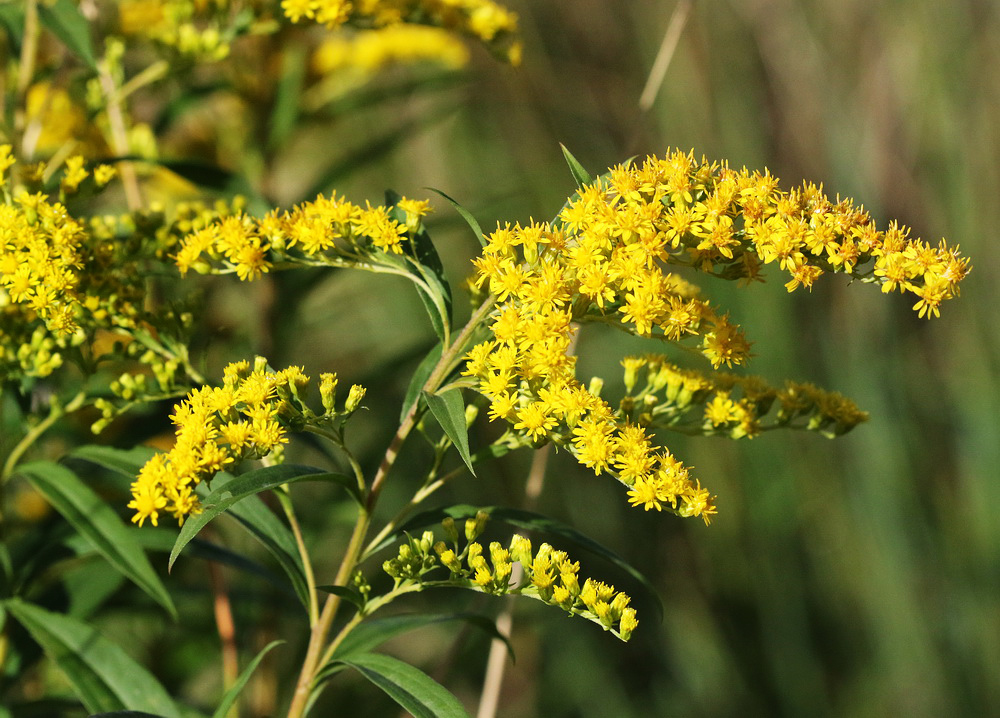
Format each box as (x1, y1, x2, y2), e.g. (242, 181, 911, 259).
(617, 354, 869, 440)
(382, 512, 639, 640)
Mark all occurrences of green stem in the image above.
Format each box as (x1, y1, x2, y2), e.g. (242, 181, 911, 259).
(285, 506, 370, 718)
(1, 391, 86, 484)
(285, 297, 494, 717)
(276, 488, 320, 627)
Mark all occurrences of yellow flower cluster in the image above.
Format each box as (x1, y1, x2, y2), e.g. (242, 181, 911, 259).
(0, 148, 115, 337)
(282, 0, 521, 65)
(312, 25, 470, 76)
(619, 354, 869, 442)
(466, 229, 734, 523)
(465, 149, 970, 523)
(584, 150, 969, 317)
(174, 193, 430, 280)
(0, 191, 86, 334)
(129, 358, 356, 526)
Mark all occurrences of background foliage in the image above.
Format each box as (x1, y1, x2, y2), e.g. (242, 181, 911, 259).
(4, 0, 997, 716)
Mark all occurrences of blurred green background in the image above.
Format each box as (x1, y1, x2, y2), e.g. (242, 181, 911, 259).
(115, 1, 1000, 716)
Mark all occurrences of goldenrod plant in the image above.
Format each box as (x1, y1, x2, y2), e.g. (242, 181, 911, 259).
(0, 2, 971, 717)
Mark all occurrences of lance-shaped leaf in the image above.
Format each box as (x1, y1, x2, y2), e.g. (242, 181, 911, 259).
(336, 652, 470, 718)
(211, 640, 284, 718)
(428, 188, 486, 248)
(38, 0, 97, 70)
(423, 389, 475, 475)
(170, 464, 356, 569)
(69, 445, 158, 480)
(4, 599, 181, 718)
(560, 143, 594, 188)
(400, 342, 443, 422)
(16, 461, 176, 618)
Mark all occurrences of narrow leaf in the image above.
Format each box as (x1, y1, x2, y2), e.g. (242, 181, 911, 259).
(315, 584, 366, 610)
(400, 343, 443, 422)
(211, 640, 284, 718)
(0, 4, 26, 48)
(69, 445, 158, 480)
(338, 652, 470, 718)
(379, 250, 450, 342)
(170, 464, 353, 569)
(226, 492, 311, 610)
(422, 389, 475, 475)
(427, 188, 486, 247)
(4, 599, 181, 718)
(560, 143, 593, 188)
(16, 461, 176, 618)
(331, 613, 513, 662)
(38, 0, 97, 70)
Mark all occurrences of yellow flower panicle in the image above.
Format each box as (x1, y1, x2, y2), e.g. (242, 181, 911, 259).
(173, 192, 429, 279)
(129, 359, 357, 527)
(283, 0, 521, 65)
(0, 150, 127, 346)
(619, 354, 869, 441)
(466, 150, 967, 524)
(579, 150, 969, 317)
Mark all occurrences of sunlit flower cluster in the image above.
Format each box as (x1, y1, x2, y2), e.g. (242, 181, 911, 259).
(174, 192, 430, 280)
(383, 514, 638, 640)
(129, 358, 361, 526)
(0, 150, 202, 389)
(465, 223, 737, 524)
(283, 0, 521, 65)
(583, 150, 970, 318)
(619, 354, 869, 441)
(466, 149, 969, 523)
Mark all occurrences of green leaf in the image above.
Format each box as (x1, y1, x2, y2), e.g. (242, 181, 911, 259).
(268, 45, 307, 150)
(16, 461, 176, 619)
(211, 640, 284, 718)
(170, 464, 354, 570)
(376, 505, 663, 623)
(226, 492, 311, 610)
(331, 613, 513, 662)
(400, 343, 443, 422)
(38, 0, 97, 71)
(69, 445, 158, 480)
(427, 188, 486, 247)
(0, 4, 25, 49)
(132, 529, 295, 599)
(560, 143, 594, 188)
(422, 389, 475, 475)
(90, 713, 173, 717)
(315, 584, 366, 610)
(4, 599, 181, 718)
(378, 247, 451, 343)
(337, 653, 470, 718)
